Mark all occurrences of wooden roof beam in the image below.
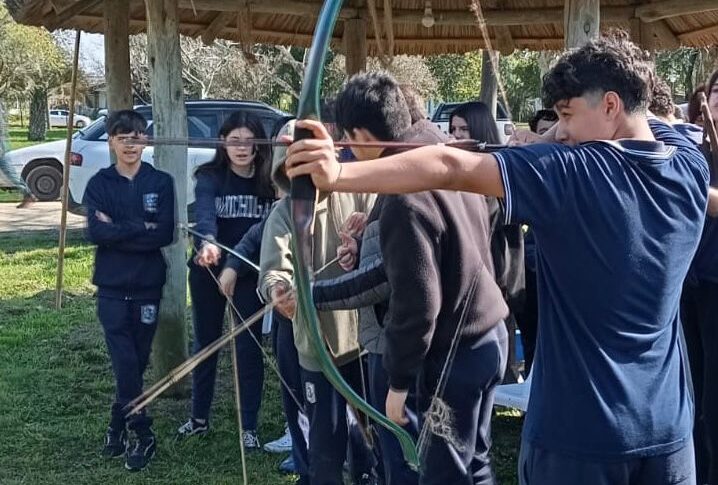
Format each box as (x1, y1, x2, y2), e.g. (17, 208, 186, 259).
(173, 1, 634, 27)
(47, 0, 103, 30)
(678, 23, 718, 42)
(201, 12, 230, 44)
(635, 0, 718, 23)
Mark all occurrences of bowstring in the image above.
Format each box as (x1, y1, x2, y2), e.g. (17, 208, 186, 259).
(416, 273, 480, 461)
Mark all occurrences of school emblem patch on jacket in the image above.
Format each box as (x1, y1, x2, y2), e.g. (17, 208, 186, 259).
(143, 193, 159, 213)
(140, 304, 157, 325)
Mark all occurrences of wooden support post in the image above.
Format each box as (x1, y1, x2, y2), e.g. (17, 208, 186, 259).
(479, 50, 499, 119)
(145, 0, 189, 392)
(103, 0, 132, 112)
(55, 29, 81, 310)
(344, 18, 367, 76)
(564, 0, 600, 49)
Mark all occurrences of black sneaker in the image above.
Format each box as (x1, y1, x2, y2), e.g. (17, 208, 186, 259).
(177, 418, 209, 438)
(241, 429, 261, 450)
(101, 427, 127, 458)
(124, 431, 156, 472)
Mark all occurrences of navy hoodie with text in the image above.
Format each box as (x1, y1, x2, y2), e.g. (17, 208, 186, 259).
(84, 162, 176, 300)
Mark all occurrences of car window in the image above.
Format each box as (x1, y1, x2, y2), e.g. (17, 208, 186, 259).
(433, 104, 457, 122)
(433, 102, 510, 122)
(188, 111, 219, 139)
(78, 105, 288, 142)
(50, 110, 58, 116)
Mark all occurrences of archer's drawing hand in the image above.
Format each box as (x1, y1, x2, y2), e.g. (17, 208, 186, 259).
(337, 232, 358, 272)
(386, 388, 410, 426)
(95, 210, 112, 223)
(196, 242, 221, 267)
(341, 212, 368, 238)
(218, 268, 237, 297)
(271, 282, 296, 320)
(284, 119, 341, 191)
(508, 129, 543, 146)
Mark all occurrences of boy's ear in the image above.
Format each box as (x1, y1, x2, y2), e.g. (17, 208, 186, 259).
(603, 91, 622, 120)
(352, 128, 377, 142)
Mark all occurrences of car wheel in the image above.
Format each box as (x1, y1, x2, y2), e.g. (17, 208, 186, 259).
(26, 165, 62, 201)
(75, 120, 86, 128)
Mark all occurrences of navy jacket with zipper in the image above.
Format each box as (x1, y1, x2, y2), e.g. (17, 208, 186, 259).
(84, 162, 176, 300)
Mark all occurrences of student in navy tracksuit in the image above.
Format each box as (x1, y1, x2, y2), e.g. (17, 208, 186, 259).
(177, 111, 275, 448)
(84, 110, 176, 472)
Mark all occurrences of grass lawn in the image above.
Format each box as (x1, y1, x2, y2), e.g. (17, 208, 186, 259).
(0, 230, 522, 484)
(8, 125, 68, 150)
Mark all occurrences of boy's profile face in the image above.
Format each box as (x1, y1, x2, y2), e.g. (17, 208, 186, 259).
(344, 128, 383, 161)
(109, 131, 146, 165)
(553, 92, 619, 145)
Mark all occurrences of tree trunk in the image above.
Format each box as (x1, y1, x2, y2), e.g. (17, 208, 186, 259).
(479, 50, 498, 119)
(28, 87, 48, 141)
(145, 0, 189, 395)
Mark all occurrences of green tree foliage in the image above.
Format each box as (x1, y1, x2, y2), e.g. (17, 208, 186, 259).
(425, 51, 483, 102)
(498, 51, 542, 122)
(0, 4, 70, 140)
(655, 47, 718, 101)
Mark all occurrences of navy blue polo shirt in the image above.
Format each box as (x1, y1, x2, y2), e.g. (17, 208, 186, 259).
(494, 120, 708, 459)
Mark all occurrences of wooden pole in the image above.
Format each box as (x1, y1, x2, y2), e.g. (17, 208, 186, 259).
(104, 0, 132, 112)
(564, 0, 600, 48)
(479, 50, 499, 119)
(344, 18, 367, 76)
(55, 29, 82, 310)
(145, 0, 189, 392)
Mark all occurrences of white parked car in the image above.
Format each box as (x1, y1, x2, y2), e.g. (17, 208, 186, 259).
(430, 102, 514, 143)
(49, 109, 93, 129)
(4, 100, 292, 207)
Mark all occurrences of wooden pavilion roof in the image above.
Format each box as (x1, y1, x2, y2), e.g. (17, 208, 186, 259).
(6, 0, 718, 54)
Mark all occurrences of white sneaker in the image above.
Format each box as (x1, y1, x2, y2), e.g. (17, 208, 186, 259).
(263, 427, 292, 453)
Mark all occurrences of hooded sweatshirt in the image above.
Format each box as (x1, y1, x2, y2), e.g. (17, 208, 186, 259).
(377, 120, 509, 390)
(84, 162, 176, 300)
(259, 121, 376, 371)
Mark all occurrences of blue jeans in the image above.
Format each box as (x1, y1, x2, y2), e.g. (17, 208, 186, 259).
(189, 264, 264, 429)
(519, 439, 696, 485)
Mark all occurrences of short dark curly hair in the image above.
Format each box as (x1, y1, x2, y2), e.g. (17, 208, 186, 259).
(542, 30, 653, 113)
(649, 77, 676, 118)
(529, 109, 559, 133)
(335, 71, 411, 141)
